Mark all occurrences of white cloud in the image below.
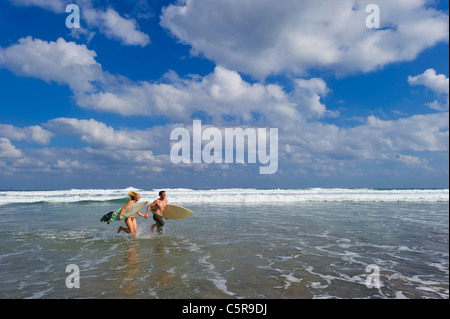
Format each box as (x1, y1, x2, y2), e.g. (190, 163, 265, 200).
(45, 117, 182, 158)
(9, 0, 65, 12)
(76, 66, 337, 124)
(80, 2, 151, 47)
(161, 0, 449, 78)
(9, 0, 150, 47)
(46, 118, 152, 150)
(408, 69, 449, 111)
(361, 113, 449, 153)
(283, 111, 449, 168)
(0, 143, 171, 186)
(1, 35, 448, 184)
(0, 36, 334, 122)
(0, 37, 102, 93)
(98, 8, 150, 46)
(395, 154, 429, 168)
(2, 109, 447, 186)
(0, 124, 53, 145)
(291, 78, 337, 119)
(408, 69, 449, 96)
(76, 80, 192, 119)
(0, 37, 191, 119)
(426, 100, 448, 112)
(0, 138, 23, 158)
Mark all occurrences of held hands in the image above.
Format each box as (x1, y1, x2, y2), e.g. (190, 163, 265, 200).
(144, 205, 152, 219)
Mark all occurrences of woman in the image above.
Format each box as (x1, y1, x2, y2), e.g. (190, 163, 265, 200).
(117, 191, 146, 235)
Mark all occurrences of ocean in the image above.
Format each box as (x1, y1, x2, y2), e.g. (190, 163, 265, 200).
(0, 188, 448, 299)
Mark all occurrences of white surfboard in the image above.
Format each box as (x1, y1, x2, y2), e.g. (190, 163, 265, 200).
(122, 201, 148, 218)
(100, 201, 148, 224)
(162, 204, 194, 220)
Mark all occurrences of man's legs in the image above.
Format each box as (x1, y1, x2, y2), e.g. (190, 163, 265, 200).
(151, 214, 164, 234)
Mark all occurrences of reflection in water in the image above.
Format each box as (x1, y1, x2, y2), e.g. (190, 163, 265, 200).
(117, 238, 179, 297)
(120, 241, 140, 296)
(2, 200, 447, 299)
(150, 242, 176, 291)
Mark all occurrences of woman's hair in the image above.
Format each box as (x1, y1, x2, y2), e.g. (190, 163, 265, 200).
(127, 191, 139, 200)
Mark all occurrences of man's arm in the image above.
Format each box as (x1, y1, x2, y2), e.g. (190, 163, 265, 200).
(163, 199, 168, 219)
(145, 200, 157, 218)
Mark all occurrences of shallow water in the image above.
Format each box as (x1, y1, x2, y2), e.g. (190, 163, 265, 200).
(0, 194, 448, 299)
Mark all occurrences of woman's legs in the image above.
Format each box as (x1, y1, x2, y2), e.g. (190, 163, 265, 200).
(117, 225, 129, 233)
(117, 216, 137, 234)
(131, 217, 138, 233)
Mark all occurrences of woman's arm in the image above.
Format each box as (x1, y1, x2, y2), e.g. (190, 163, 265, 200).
(136, 211, 146, 218)
(118, 200, 133, 220)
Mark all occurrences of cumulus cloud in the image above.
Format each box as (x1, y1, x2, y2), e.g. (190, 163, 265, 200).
(0, 124, 53, 145)
(9, 0, 65, 12)
(46, 117, 160, 150)
(291, 78, 337, 119)
(0, 38, 335, 123)
(161, 0, 449, 78)
(395, 154, 429, 169)
(282, 111, 449, 172)
(359, 113, 448, 154)
(1, 36, 447, 166)
(0, 37, 102, 93)
(47, 118, 142, 150)
(408, 69, 449, 111)
(75, 65, 337, 124)
(9, 0, 150, 47)
(82, 6, 150, 47)
(0, 34, 448, 184)
(0, 138, 23, 158)
(408, 69, 449, 95)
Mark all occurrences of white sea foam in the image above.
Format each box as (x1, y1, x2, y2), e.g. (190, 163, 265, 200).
(0, 187, 448, 205)
(0, 187, 137, 205)
(198, 254, 237, 297)
(0, 195, 447, 299)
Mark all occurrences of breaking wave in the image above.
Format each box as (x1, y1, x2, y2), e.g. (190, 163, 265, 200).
(0, 187, 448, 205)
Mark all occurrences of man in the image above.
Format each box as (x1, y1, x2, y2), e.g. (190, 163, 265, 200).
(145, 190, 168, 234)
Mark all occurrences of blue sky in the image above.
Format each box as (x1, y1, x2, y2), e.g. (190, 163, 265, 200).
(0, 0, 448, 190)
